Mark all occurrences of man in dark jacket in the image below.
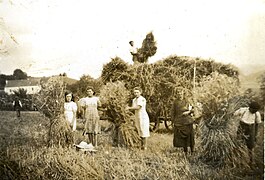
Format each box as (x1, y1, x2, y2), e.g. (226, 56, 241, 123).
(13, 97, 22, 117)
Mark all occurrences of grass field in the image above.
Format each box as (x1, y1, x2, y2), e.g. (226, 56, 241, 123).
(0, 111, 264, 179)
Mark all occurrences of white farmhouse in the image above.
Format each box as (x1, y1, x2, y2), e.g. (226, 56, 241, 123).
(4, 78, 41, 95)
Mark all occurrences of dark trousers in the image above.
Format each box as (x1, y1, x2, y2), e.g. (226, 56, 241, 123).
(238, 121, 256, 150)
(15, 108, 21, 117)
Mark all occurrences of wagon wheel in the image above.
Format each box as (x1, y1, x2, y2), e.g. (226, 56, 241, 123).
(164, 117, 173, 130)
(150, 117, 160, 132)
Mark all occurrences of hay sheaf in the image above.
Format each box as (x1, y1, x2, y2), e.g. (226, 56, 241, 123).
(199, 115, 249, 168)
(100, 81, 141, 147)
(192, 72, 253, 173)
(33, 76, 74, 147)
(47, 115, 74, 147)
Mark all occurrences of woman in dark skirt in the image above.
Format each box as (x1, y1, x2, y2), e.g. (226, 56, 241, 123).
(171, 98, 195, 155)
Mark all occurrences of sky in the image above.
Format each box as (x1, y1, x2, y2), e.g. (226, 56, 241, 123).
(0, 0, 265, 79)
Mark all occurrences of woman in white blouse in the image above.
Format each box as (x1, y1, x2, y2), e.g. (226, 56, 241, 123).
(127, 87, 150, 150)
(64, 92, 78, 131)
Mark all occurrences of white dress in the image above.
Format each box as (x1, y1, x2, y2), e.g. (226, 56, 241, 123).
(132, 96, 150, 137)
(64, 101, 78, 131)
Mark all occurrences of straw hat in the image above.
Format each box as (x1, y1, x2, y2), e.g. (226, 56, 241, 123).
(75, 141, 97, 152)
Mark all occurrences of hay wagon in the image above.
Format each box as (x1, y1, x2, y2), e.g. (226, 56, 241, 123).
(98, 108, 173, 131)
(148, 108, 173, 132)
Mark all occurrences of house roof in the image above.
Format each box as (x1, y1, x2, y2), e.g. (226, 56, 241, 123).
(5, 78, 41, 88)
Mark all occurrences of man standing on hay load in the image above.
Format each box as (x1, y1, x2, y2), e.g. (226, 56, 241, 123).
(234, 101, 262, 165)
(171, 99, 195, 155)
(129, 40, 138, 64)
(127, 87, 150, 150)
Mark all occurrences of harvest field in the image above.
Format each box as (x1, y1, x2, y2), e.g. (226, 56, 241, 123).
(0, 110, 264, 179)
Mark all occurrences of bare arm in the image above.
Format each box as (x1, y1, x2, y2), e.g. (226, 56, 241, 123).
(97, 99, 102, 108)
(127, 105, 141, 111)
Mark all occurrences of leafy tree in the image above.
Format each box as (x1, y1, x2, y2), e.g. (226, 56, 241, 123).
(137, 32, 157, 63)
(68, 74, 102, 98)
(59, 72, 67, 76)
(0, 75, 6, 90)
(13, 69, 27, 80)
(0, 74, 14, 89)
(13, 88, 27, 99)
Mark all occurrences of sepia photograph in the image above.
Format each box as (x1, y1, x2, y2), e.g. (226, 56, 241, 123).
(0, 0, 264, 179)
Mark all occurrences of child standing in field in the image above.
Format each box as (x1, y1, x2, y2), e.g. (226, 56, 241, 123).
(79, 87, 101, 147)
(13, 97, 22, 117)
(127, 87, 150, 150)
(64, 92, 78, 131)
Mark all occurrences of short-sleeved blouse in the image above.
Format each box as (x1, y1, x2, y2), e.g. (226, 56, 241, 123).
(64, 101, 77, 124)
(79, 96, 100, 134)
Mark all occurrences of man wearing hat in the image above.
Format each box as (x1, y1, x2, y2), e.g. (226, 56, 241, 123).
(235, 101, 262, 164)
